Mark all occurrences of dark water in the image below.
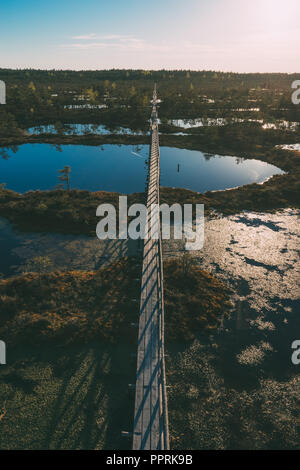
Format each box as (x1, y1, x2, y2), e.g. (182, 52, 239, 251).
(0, 144, 284, 194)
(0, 217, 138, 277)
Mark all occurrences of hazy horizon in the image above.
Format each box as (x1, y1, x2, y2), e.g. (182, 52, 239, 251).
(1, 67, 300, 75)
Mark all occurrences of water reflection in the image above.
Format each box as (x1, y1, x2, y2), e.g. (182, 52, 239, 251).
(27, 123, 145, 136)
(0, 144, 284, 194)
(277, 143, 300, 151)
(0, 145, 18, 161)
(0, 217, 139, 277)
(165, 209, 300, 449)
(169, 118, 300, 131)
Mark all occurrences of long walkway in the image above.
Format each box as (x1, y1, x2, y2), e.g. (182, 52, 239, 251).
(132, 87, 170, 450)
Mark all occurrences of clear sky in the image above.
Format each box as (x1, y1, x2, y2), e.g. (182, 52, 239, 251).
(1, 0, 299, 72)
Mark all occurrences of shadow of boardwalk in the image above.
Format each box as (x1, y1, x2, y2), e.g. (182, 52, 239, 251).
(0, 343, 136, 450)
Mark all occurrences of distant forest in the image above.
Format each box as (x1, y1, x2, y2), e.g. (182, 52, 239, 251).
(0, 68, 300, 135)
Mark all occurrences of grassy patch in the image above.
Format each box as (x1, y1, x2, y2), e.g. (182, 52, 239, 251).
(0, 344, 135, 450)
(0, 258, 141, 347)
(167, 341, 300, 450)
(0, 257, 229, 347)
(0, 257, 230, 449)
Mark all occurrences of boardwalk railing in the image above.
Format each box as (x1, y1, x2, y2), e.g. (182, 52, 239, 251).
(132, 87, 170, 450)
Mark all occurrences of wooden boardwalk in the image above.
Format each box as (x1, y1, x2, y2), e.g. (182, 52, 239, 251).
(132, 87, 170, 450)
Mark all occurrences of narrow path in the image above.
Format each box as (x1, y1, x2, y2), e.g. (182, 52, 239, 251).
(132, 86, 170, 450)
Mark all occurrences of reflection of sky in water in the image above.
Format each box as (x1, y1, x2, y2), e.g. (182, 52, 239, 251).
(170, 118, 300, 131)
(164, 209, 300, 448)
(164, 209, 300, 325)
(277, 143, 300, 151)
(0, 144, 284, 194)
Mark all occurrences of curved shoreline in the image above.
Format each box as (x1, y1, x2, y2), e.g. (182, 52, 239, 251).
(0, 132, 299, 235)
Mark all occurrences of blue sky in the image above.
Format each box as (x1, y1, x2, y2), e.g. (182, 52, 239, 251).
(1, 0, 299, 72)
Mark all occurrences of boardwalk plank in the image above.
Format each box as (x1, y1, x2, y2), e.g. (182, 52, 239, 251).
(133, 88, 169, 450)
